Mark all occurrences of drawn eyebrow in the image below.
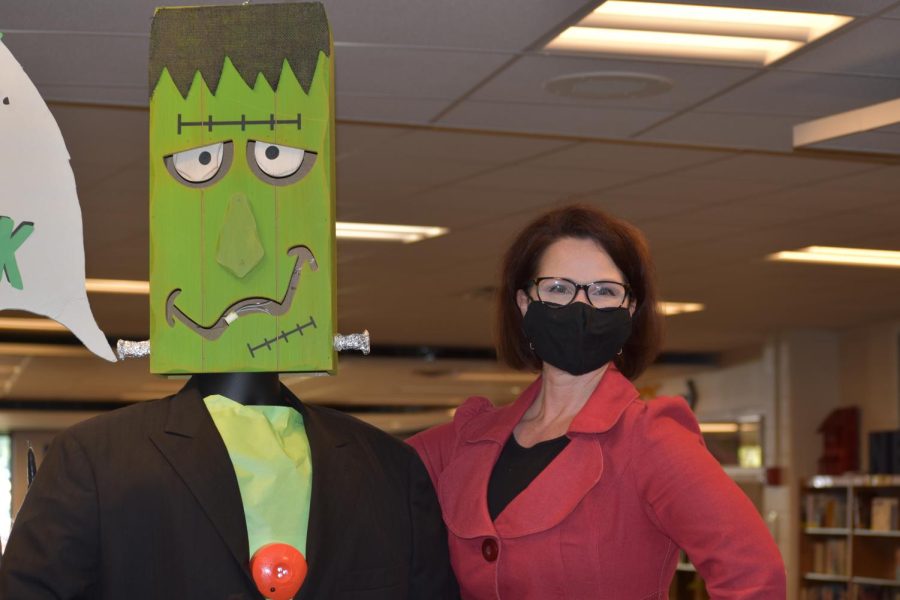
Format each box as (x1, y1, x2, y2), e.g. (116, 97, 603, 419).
(177, 113, 301, 134)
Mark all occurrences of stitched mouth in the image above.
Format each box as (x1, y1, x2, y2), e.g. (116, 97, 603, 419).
(165, 245, 317, 341)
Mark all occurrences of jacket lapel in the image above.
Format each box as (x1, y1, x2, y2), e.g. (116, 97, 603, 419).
(436, 379, 540, 540)
(440, 367, 641, 539)
(497, 367, 639, 537)
(148, 380, 252, 581)
(291, 386, 353, 600)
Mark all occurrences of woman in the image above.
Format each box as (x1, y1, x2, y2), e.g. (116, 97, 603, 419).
(409, 205, 785, 599)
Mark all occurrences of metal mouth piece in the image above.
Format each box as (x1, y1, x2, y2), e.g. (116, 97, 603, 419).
(165, 245, 317, 341)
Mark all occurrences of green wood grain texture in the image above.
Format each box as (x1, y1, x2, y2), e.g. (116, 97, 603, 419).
(150, 49, 335, 374)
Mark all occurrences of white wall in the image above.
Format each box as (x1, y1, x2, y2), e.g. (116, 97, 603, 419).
(839, 318, 900, 470)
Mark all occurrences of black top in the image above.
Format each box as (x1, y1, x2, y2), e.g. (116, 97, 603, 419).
(487, 433, 570, 521)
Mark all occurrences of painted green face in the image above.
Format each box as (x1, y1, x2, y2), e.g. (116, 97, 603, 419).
(149, 18, 335, 375)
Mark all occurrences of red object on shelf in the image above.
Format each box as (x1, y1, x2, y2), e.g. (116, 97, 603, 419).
(817, 407, 859, 475)
(765, 466, 782, 486)
(250, 543, 308, 600)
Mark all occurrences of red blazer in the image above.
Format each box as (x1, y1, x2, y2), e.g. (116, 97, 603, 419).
(409, 368, 786, 600)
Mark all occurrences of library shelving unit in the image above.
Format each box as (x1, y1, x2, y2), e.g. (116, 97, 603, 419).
(800, 474, 900, 600)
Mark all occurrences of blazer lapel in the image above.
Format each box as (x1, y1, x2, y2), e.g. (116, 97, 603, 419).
(441, 368, 641, 540)
(436, 380, 540, 540)
(495, 367, 639, 538)
(148, 381, 252, 582)
(290, 386, 353, 600)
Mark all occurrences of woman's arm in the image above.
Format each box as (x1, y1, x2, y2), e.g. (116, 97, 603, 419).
(631, 397, 786, 600)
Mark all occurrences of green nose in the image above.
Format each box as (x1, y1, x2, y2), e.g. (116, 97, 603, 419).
(216, 193, 264, 278)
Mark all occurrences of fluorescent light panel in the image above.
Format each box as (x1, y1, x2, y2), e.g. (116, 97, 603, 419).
(546, 1, 851, 65)
(769, 246, 900, 269)
(0, 317, 67, 332)
(699, 423, 740, 434)
(659, 301, 705, 316)
(794, 97, 900, 148)
(86, 278, 149, 295)
(336, 222, 448, 243)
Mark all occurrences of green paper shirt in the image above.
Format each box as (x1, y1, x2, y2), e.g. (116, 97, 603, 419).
(203, 395, 312, 558)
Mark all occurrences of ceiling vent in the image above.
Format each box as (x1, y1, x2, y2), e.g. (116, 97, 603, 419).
(543, 71, 674, 100)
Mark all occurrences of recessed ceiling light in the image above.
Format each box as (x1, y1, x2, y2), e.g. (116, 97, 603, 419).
(336, 222, 448, 243)
(769, 246, 900, 268)
(659, 301, 705, 316)
(546, 1, 852, 66)
(544, 71, 674, 100)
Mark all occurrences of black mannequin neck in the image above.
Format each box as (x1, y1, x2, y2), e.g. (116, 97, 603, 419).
(192, 372, 283, 406)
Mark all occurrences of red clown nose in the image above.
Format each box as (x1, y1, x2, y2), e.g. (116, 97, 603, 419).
(250, 543, 308, 600)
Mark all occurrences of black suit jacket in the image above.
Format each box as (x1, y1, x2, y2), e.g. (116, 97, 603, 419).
(0, 382, 458, 599)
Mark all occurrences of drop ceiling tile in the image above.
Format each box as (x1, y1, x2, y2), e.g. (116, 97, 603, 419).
(601, 175, 785, 207)
(671, 0, 898, 18)
(802, 165, 900, 194)
(640, 112, 801, 151)
(779, 18, 900, 78)
(746, 184, 895, 214)
(3, 32, 149, 105)
(662, 192, 868, 230)
(576, 194, 723, 224)
(50, 105, 148, 177)
(701, 71, 900, 118)
(337, 151, 491, 191)
(377, 129, 576, 164)
(439, 100, 672, 139)
(323, 0, 592, 49)
(32, 84, 146, 107)
(336, 124, 412, 160)
(337, 183, 426, 220)
(458, 164, 645, 194)
(338, 185, 559, 229)
(468, 54, 755, 111)
(336, 94, 451, 123)
(678, 154, 876, 185)
(804, 130, 900, 155)
(335, 46, 511, 99)
(537, 141, 732, 172)
(1, 0, 162, 32)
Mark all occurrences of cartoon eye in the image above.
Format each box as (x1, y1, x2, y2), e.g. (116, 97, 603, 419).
(164, 141, 233, 188)
(247, 141, 317, 186)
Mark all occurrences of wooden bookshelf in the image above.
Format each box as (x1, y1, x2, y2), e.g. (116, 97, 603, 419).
(800, 475, 900, 600)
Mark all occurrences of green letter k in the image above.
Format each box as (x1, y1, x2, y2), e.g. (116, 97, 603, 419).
(0, 216, 35, 290)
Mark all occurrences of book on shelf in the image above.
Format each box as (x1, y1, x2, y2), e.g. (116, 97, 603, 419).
(805, 493, 847, 528)
(854, 584, 900, 600)
(870, 497, 899, 532)
(811, 539, 848, 575)
(801, 583, 848, 600)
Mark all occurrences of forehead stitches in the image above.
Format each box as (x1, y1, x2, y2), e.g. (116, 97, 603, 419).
(177, 113, 303, 135)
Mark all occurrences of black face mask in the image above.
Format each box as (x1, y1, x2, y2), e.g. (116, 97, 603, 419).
(522, 301, 632, 376)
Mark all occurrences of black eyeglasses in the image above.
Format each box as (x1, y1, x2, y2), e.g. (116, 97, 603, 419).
(528, 277, 630, 309)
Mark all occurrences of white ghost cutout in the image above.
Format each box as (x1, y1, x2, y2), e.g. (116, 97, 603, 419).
(0, 38, 116, 362)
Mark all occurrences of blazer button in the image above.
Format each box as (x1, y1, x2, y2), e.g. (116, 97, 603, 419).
(481, 538, 499, 562)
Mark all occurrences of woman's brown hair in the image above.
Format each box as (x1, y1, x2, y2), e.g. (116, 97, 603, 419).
(495, 204, 663, 380)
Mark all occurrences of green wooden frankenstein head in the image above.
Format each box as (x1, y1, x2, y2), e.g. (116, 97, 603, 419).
(148, 3, 335, 374)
